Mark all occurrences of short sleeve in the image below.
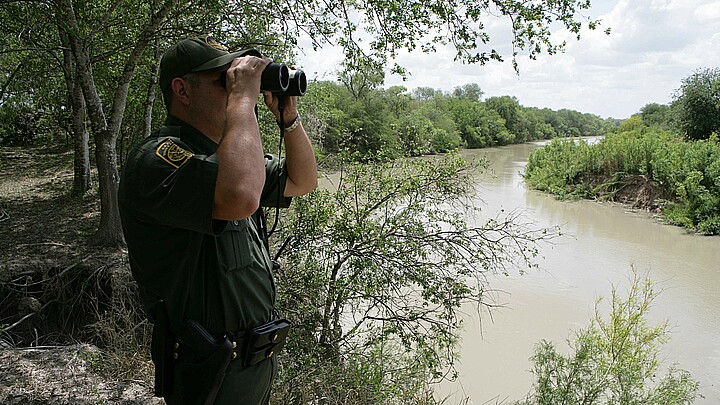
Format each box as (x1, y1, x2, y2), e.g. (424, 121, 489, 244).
(119, 137, 219, 235)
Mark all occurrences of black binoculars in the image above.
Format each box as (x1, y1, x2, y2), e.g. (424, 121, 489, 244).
(219, 63, 307, 96)
(261, 63, 307, 96)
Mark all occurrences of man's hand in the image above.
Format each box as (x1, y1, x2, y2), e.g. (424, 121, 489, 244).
(262, 65, 301, 125)
(225, 56, 273, 101)
(263, 91, 299, 126)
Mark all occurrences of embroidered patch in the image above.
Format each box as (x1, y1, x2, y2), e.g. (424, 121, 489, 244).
(205, 35, 228, 51)
(155, 139, 194, 168)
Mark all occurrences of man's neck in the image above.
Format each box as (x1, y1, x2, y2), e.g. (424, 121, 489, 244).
(168, 109, 220, 144)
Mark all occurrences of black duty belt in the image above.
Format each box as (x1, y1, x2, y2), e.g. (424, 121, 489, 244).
(173, 318, 291, 367)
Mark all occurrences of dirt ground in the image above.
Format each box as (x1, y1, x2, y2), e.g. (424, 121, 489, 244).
(0, 344, 162, 404)
(0, 145, 159, 404)
(579, 172, 673, 213)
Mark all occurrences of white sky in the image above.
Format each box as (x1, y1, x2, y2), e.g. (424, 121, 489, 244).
(296, 0, 720, 119)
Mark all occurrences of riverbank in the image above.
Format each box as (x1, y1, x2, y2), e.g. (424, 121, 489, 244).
(523, 128, 720, 235)
(0, 146, 157, 403)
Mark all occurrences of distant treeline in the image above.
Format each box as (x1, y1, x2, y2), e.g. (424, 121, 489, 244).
(286, 81, 617, 161)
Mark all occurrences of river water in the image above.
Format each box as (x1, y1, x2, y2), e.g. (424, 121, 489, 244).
(435, 141, 720, 404)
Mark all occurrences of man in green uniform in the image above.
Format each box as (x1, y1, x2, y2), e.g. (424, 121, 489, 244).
(118, 35, 317, 404)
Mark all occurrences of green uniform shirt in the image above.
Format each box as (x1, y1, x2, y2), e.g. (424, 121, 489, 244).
(119, 115, 290, 337)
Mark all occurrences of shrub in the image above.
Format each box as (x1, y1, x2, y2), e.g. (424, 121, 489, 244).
(515, 272, 699, 405)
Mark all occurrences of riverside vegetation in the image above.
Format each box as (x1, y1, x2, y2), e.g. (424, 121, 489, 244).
(523, 67, 720, 236)
(524, 124, 720, 234)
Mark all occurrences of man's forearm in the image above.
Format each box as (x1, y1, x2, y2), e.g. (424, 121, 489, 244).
(283, 122, 318, 197)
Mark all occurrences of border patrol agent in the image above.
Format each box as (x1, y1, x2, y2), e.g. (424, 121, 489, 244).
(118, 35, 317, 404)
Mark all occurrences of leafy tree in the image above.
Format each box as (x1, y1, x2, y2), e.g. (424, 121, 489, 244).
(306, 0, 603, 73)
(51, 0, 189, 246)
(515, 273, 698, 405)
(413, 87, 445, 101)
(448, 97, 510, 147)
(452, 83, 484, 102)
(273, 154, 560, 402)
(338, 58, 386, 100)
(671, 67, 720, 140)
(0, 3, 87, 192)
(515, 107, 557, 140)
(485, 95, 522, 136)
(413, 96, 460, 145)
(639, 102, 672, 130)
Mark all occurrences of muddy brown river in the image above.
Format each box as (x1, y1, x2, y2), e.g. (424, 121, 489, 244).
(432, 141, 720, 403)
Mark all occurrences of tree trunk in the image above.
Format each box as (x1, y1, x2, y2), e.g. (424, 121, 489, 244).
(91, 130, 124, 247)
(142, 2, 162, 140)
(71, 78, 91, 196)
(142, 46, 161, 139)
(60, 28, 91, 196)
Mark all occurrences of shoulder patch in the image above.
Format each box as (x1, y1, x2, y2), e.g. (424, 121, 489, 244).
(155, 139, 194, 168)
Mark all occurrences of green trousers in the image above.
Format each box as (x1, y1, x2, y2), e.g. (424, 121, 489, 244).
(165, 356, 276, 405)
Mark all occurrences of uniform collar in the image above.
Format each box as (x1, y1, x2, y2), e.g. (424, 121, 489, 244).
(164, 115, 218, 154)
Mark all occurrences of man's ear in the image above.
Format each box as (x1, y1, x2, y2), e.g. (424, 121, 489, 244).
(171, 77, 191, 106)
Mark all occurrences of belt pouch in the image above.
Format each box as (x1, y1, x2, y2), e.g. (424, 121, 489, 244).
(245, 318, 291, 366)
(174, 320, 233, 405)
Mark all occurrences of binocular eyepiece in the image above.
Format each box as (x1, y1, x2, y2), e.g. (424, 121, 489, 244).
(261, 63, 307, 96)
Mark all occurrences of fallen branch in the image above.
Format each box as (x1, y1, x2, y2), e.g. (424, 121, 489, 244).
(0, 312, 36, 333)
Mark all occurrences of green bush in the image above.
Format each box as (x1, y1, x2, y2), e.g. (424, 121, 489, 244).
(524, 138, 591, 197)
(272, 154, 559, 403)
(515, 273, 699, 405)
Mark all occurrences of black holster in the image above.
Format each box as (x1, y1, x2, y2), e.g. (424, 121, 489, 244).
(173, 320, 234, 405)
(151, 301, 233, 405)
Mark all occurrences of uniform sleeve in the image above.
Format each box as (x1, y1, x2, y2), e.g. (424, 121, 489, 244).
(120, 137, 219, 235)
(260, 154, 292, 208)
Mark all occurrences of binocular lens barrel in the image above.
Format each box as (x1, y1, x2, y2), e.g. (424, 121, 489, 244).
(260, 63, 290, 93)
(285, 69, 307, 97)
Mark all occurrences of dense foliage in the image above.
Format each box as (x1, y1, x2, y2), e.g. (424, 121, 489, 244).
(671, 67, 720, 141)
(524, 118, 720, 234)
(515, 273, 699, 404)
